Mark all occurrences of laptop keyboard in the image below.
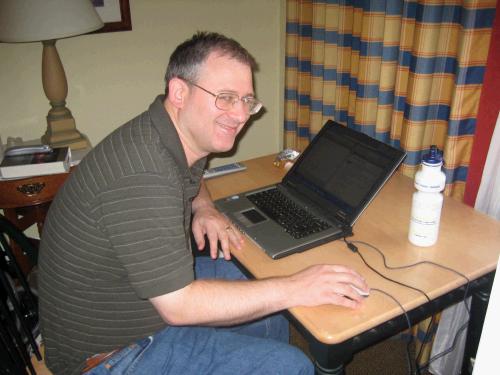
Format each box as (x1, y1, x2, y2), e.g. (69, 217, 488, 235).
(247, 188, 331, 239)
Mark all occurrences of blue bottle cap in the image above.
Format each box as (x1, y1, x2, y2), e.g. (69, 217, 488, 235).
(422, 145, 443, 166)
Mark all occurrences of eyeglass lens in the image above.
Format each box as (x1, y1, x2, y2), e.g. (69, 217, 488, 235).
(215, 94, 261, 115)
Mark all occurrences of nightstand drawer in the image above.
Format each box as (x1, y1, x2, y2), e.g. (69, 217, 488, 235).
(0, 172, 70, 208)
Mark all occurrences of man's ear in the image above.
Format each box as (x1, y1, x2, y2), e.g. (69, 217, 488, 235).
(167, 77, 189, 109)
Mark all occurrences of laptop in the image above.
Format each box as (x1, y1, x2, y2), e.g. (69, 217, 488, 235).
(215, 120, 406, 259)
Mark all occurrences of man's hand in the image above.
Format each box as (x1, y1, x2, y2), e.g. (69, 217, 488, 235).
(192, 204, 243, 259)
(191, 181, 244, 259)
(286, 264, 369, 309)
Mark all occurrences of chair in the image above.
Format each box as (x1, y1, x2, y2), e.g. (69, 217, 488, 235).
(0, 214, 41, 375)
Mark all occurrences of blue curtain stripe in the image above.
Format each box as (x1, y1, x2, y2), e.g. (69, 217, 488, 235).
(394, 96, 406, 112)
(455, 66, 486, 85)
(284, 120, 297, 132)
(404, 104, 451, 122)
(444, 166, 469, 183)
(410, 56, 457, 75)
(284, 89, 297, 101)
(448, 119, 477, 137)
(382, 46, 400, 61)
(298, 127, 310, 138)
(285, 56, 298, 68)
(378, 91, 395, 105)
(398, 50, 412, 67)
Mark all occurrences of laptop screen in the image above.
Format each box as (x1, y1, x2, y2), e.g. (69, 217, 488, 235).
(284, 121, 406, 223)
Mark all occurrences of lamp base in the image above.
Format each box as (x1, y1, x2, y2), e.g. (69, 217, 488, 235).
(42, 116, 91, 150)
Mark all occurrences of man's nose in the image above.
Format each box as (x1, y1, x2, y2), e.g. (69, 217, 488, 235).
(228, 99, 250, 122)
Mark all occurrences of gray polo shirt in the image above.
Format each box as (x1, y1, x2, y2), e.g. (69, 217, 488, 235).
(39, 95, 206, 375)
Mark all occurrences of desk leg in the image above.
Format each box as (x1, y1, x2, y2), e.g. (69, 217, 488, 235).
(309, 340, 351, 375)
(461, 274, 494, 375)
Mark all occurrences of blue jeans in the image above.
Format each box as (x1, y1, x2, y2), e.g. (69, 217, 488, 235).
(84, 257, 313, 375)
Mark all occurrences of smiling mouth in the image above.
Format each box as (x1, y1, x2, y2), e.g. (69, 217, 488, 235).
(217, 122, 239, 136)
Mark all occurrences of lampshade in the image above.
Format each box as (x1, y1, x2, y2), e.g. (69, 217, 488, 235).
(0, 0, 104, 150)
(0, 0, 104, 42)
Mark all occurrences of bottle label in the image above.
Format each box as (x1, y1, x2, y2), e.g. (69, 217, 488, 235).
(408, 193, 443, 247)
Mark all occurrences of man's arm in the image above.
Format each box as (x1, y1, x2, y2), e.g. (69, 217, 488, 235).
(191, 180, 243, 259)
(150, 264, 369, 326)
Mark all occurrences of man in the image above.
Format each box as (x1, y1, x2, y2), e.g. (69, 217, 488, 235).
(39, 32, 368, 375)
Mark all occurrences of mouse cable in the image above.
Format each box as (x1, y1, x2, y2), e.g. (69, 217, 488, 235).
(343, 237, 432, 375)
(349, 240, 471, 315)
(371, 288, 414, 375)
(348, 239, 472, 374)
(342, 238, 432, 303)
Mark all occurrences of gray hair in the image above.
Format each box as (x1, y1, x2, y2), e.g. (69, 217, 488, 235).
(164, 31, 257, 95)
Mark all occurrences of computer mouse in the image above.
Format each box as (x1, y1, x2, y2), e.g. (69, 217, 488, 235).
(350, 284, 370, 297)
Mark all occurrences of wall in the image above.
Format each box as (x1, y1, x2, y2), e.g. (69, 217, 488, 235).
(0, 0, 285, 167)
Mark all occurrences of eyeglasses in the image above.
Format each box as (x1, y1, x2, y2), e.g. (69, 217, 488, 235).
(182, 78, 263, 115)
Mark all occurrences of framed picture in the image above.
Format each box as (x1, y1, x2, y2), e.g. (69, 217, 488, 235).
(92, 0, 132, 33)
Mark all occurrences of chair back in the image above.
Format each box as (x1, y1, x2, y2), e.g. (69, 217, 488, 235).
(0, 214, 41, 374)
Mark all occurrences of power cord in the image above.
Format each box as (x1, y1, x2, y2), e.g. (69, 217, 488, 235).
(344, 238, 472, 374)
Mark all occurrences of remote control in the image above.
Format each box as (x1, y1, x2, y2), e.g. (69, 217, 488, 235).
(203, 162, 247, 179)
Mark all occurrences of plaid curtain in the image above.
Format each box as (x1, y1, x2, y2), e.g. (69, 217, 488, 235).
(285, 0, 496, 369)
(284, 0, 496, 200)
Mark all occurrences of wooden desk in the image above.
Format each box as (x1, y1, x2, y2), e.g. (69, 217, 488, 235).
(0, 171, 71, 272)
(205, 154, 500, 374)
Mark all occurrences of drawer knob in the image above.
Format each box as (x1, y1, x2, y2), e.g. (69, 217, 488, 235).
(17, 182, 46, 196)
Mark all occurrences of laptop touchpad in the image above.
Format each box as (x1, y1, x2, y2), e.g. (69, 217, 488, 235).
(238, 209, 267, 226)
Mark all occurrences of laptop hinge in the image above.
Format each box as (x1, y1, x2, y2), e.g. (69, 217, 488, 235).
(334, 210, 347, 223)
(334, 210, 352, 233)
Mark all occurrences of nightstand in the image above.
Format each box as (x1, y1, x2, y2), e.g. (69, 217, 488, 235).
(0, 171, 71, 273)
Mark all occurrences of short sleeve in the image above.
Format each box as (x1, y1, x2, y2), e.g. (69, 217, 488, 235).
(95, 172, 194, 299)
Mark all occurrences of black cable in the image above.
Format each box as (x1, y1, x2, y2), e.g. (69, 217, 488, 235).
(343, 237, 432, 375)
(350, 240, 469, 373)
(350, 240, 471, 314)
(343, 238, 432, 303)
(414, 315, 437, 375)
(351, 239, 472, 371)
(418, 320, 470, 371)
(371, 288, 414, 375)
(354, 247, 432, 375)
(348, 239, 472, 373)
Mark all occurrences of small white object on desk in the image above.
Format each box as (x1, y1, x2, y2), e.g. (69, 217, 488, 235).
(203, 162, 247, 179)
(274, 148, 300, 167)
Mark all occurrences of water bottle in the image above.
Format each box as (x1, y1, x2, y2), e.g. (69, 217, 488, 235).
(408, 146, 446, 247)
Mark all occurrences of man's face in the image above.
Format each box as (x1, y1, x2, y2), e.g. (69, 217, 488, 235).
(178, 52, 254, 157)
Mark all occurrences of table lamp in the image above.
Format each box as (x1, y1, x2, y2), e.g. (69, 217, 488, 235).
(0, 0, 104, 150)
